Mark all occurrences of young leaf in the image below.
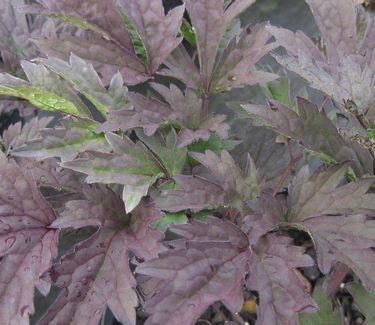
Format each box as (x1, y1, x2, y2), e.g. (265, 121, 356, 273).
(237, 125, 289, 188)
(12, 117, 109, 162)
(185, 0, 226, 88)
(116, 0, 185, 73)
(191, 150, 260, 201)
(210, 23, 278, 92)
(136, 129, 187, 176)
(0, 152, 57, 324)
(157, 45, 201, 89)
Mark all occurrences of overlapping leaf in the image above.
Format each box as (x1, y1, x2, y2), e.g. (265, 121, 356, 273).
(116, 0, 185, 73)
(288, 164, 375, 220)
(160, 0, 275, 93)
(244, 97, 373, 175)
(210, 22, 278, 92)
(247, 234, 316, 325)
(242, 161, 375, 291)
(0, 152, 57, 324)
(98, 83, 230, 145)
(267, 0, 375, 121)
(285, 164, 375, 290)
(31, 0, 148, 85)
(136, 129, 187, 176)
(0, 61, 91, 117)
(38, 186, 163, 325)
(39, 54, 129, 116)
(12, 117, 110, 162)
(236, 125, 290, 187)
(1, 116, 53, 153)
(155, 150, 260, 212)
(0, 0, 36, 75)
(346, 282, 375, 324)
(299, 286, 342, 325)
(62, 133, 166, 212)
(137, 217, 315, 325)
(31, 0, 184, 85)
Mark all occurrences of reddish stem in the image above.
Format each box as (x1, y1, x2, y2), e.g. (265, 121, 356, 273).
(272, 151, 302, 197)
(323, 263, 350, 297)
(202, 93, 209, 119)
(318, 96, 329, 113)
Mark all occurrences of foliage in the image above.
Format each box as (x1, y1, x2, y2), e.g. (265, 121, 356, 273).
(0, 0, 375, 324)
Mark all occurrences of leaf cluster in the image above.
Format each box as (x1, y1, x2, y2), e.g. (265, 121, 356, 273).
(0, 0, 375, 324)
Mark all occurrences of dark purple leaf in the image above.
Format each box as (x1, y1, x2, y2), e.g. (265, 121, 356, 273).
(0, 152, 57, 323)
(243, 97, 373, 175)
(211, 23, 277, 92)
(247, 234, 317, 325)
(137, 217, 314, 325)
(39, 194, 163, 325)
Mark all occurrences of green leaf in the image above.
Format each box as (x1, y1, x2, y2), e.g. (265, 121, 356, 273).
(62, 133, 165, 212)
(260, 76, 291, 108)
(187, 133, 240, 166)
(0, 85, 81, 116)
(40, 54, 129, 117)
(188, 133, 240, 154)
(298, 287, 341, 325)
(217, 19, 241, 56)
(45, 13, 111, 39)
(11, 117, 110, 162)
(179, 19, 197, 48)
(368, 128, 375, 141)
(136, 129, 187, 176)
(118, 8, 148, 67)
(0, 62, 91, 117)
(346, 282, 375, 325)
(152, 212, 188, 231)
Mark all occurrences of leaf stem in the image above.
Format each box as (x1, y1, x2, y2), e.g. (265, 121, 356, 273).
(272, 146, 302, 197)
(202, 93, 209, 119)
(323, 263, 350, 297)
(318, 96, 329, 113)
